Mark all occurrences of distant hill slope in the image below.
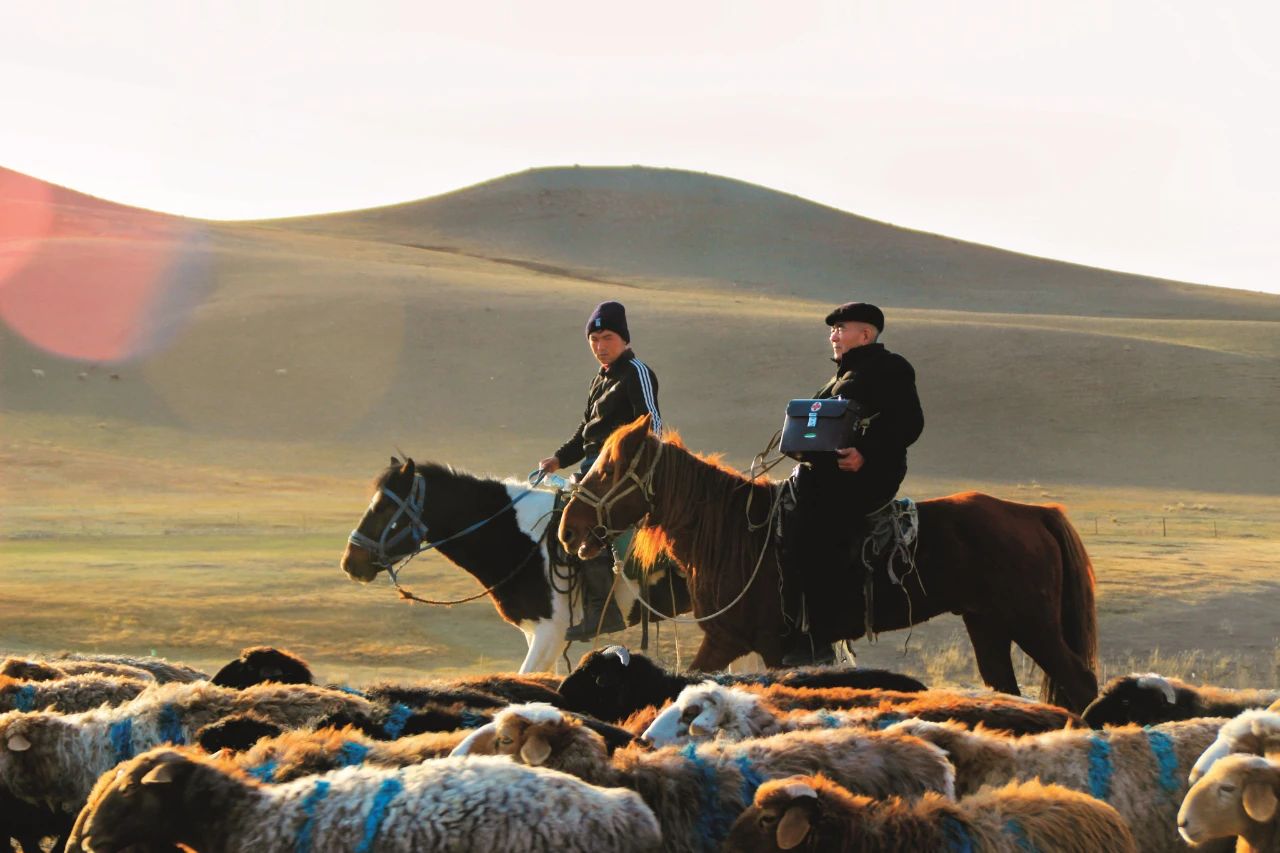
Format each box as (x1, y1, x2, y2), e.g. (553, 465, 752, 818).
(267, 166, 1280, 320)
(3, 165, 1279, 493)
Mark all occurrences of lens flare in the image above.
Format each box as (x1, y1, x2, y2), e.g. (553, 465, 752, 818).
(0, 169, 208, 363)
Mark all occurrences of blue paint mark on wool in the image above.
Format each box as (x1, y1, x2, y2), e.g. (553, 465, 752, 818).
(337, 685, 367, 697)
(157, 704, 185, 745)
(338, 740, 370, 767)
(1004, 818, 1038, 852)
(460, 711, 488, 729)
(1144, 728, 1181, 794)
(14, 685, 37, 712)
(382, 703, 412, 738)
(294, 779, 330, 853)
(874, 712, 905, 730)
(817, 710, 841, 729)
(682, 742, 731, 852)
(1087, 733, 1113, 800)
(941, 815, 974, 853)
(109, 719, 134, 763)
(735, 754, 764, 807)
(354, 776, 404, 853)
(247, 758, 279, 782)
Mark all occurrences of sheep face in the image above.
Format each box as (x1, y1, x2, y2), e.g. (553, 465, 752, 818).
(1082, 675, 1180, 728)
(557, 646, 637, 722)
(75, 752, 197, 852)
(725, 778, 821, 851)
(643, 683, 775, 746)
(1178, 753, 1280, 847)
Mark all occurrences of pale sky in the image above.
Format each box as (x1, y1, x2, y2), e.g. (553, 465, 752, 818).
(3, 1, 1278, 294)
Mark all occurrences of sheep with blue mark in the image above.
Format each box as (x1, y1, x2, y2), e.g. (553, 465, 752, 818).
(0, 680, 378, 815)
(50, 652, 207, 683)
(642, 681, 1081, 747)
(0, 673, 150, 714)
(885, 716, 1227, 852)
(451, 702, 956, 853)
(65, 746, 663, 853)
(1, 656, 156, 684)
(723, 773, 1137, 853)
(1083, 673, 1280, 728)
(1190, 709, 1280, 784)
(556, 645, 925, 724)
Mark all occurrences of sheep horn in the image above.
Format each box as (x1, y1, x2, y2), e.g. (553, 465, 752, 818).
(450, 722, 498, 756)
(778, 781, 819, 799)
(1136, 675, 1177, 705)
(604, 645, 630, 667)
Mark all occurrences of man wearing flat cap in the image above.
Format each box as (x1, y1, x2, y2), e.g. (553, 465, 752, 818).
(540, 301, 663, 642)
(781, 301, 924, 665)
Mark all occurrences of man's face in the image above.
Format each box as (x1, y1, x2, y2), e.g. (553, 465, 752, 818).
(589, 330, 628, 366)
(829, 321, 876, 357)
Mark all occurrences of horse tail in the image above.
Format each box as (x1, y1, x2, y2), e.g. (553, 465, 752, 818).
(1039, 506, 1099, 704)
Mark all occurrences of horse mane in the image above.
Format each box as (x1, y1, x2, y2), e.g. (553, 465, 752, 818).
(600, 423, 776, 607)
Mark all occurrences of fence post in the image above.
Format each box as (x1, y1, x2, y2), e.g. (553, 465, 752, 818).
(1162, 517, 1167, 537)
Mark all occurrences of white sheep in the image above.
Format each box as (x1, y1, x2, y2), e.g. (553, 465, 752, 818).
(452, 702, 955, 853)
(0, 680, 377, 814)
(1191, 709, 1280, 783)
(1178, 752, 1280, 852)
(67, 747, 663, 852)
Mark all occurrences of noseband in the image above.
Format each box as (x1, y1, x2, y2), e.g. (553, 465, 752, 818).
(570, 437, 665, 545)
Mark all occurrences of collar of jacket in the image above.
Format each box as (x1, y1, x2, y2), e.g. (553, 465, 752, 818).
(598, 348, 636, 375)
(832, 342, 884, 373)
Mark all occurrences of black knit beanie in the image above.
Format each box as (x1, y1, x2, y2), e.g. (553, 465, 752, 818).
(585, 301, 630, 342)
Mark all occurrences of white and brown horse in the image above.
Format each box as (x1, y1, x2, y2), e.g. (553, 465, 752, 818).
(341, 457, 686, 673)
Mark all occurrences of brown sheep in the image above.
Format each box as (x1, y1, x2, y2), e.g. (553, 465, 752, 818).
(1178, 753, 1280, 852)
(0, 673, 150, 714)
(723, 773, 1137, 852)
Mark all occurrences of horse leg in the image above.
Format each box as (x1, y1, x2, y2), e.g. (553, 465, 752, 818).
(689, 631, 752, 673)
(518, 610, 570, 673)
(961, 613, 1021, 697)
(1008, 625, 1100, 712)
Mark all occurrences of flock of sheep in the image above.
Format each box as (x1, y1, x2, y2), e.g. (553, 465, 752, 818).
(2, 644, 1280, 851)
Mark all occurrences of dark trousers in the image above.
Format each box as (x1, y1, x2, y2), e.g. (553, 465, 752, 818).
(782, 460, 903, 641)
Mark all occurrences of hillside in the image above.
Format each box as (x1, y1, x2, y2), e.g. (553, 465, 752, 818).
(1, 165, 1278, 493)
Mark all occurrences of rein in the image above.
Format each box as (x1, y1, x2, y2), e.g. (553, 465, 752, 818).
(347, 471, 549, 606)
(570, 438, 665, 544)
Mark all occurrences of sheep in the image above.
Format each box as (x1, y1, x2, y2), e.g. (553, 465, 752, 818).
(1083, 673, 1280, 728)
(0, 673, 150, 714)
(643, 682, 1081, 746)
(452, 702, 955, 853)
(51, 652, 207, 683)
(0, 680, 378, 814)
(196, 712, 287, 753)
(724, 773, 1137, 852)
(1178, 753, 1280, 852)
(0, 658, 66, 682)
(1, 656, 156, 683)
(1191, 710, 1280, 783)
(557, 645, 924, 723)
(66, 747, 663, 853)
(2, 790, 69, 853)
(310, 702, 494, 740)
(226, 724, 476, 783)
(211, 646, 314, 687)
(886, 716, 1226, 852)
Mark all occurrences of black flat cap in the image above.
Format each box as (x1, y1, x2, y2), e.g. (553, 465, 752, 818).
(824, 302, 884, 332)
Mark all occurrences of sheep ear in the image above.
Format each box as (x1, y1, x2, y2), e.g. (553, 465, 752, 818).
(141, 762, 181, 785)
(1244, 781, 1279, 822)
(776, 803, 813, 850)
(6, 734, 31, 752)
(520, 733, 552, 766)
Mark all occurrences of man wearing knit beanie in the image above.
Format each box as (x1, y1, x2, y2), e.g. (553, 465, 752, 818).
(539, 301, 662, 641)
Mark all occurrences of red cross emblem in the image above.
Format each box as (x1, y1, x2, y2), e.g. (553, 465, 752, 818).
(810, 402, 822, 412)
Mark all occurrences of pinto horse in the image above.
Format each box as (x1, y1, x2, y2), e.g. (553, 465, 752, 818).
(341, 457, 689, 673)
(559, 417, 1100, 712)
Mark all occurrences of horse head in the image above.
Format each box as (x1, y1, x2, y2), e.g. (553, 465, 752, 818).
(341, 456, 423, 583)
(558, 415, 660, 561)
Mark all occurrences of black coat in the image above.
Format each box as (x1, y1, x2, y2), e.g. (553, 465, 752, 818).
(555, 349, 662, 469)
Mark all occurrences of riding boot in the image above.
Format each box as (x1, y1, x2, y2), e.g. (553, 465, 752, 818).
(565, 556, 626, 642)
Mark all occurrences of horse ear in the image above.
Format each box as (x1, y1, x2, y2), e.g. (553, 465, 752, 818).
(390, 456, 400, 467)
(400, 458, 416, 476)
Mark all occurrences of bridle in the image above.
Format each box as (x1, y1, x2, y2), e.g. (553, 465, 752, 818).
(569, 436, 665, 546)
(348, 470, 543, 577)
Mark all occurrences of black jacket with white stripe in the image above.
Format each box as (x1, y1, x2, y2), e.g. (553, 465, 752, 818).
(555, 349, 662, 469)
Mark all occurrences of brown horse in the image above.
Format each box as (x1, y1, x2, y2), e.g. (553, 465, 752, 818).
(559, 416, 1100, 712)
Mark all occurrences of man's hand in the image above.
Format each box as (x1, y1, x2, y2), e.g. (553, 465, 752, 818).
(539, 456, 561, 474)
(835, 447, 865, 472)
